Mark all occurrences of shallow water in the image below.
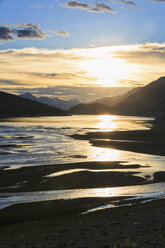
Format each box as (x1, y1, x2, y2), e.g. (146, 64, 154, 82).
(0, 115, 155, 168)
(0, 115, 164, 177)
(0, 182, 164, 210)
(0, 115, 165, 209)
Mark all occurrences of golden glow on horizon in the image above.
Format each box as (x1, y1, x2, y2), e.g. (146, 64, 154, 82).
(83, 56, 137, 87)
(1, 43, 165, 91)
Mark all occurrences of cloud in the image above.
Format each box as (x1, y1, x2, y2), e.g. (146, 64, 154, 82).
(14, 23, 40, 29)
(0, 23, 47, 42)
(34, 71, 97, 81)
(1, 43, 165, 100)
(15, 28, 46, 40)
(64, 1, 117, 13)
(0, 23, 70, 43)
(49, 30, 70, 37)
(65, 1, 90, 10)
(111, 0, 136, 7)
(93, 3, 117, 13)
(0, 27, 14, 41)
(0, 79, 24, 85)
(8, 85, 128, 102)
(0, 47, 96, 91)
(114, 42, 165, 64)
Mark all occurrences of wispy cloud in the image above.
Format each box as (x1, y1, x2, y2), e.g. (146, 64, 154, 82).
(64, 1, 117, 13)
(49, 30, 70, 37)
(110, 0, 136, 7)
(65, 1, 90, 10)
(8, 85, 128, 102)
(114, 42, 165, 64)
(30, 3, 54, 9)
(93, 3, 117, 13)
(1, 43, 165, 96)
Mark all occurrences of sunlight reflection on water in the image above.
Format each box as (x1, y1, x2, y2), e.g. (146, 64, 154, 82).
(0, 114, 163, 178)
(0, 115, 165, 211)
(0, 183, 165, 210)
(0, 115, 153, 168)
(96, 115, 117, 130)
(91, 147, 121, 161)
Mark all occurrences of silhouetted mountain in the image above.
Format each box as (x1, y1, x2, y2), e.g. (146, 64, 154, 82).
(69, 103, 112, 115)
(152, 99, 165, 114)
(112, 77, 165, 115)
(90, 87, 141, 107)
(69, 77, 165, 116)
(19, 92, 37, 101)
(0, 91, 67, 117)
(19, 93, 81, 110)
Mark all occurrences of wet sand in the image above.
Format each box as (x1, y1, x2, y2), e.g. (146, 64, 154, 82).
(0, 161, 148, 193)
(0, 198, 165, 248)
(0, 159, 164, 247)
(0, 119, 165, 247)
(71, 119, 165, 157)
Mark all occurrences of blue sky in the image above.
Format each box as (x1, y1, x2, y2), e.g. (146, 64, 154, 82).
(1, 0, 165, 100)
(1, 0, 165, 49)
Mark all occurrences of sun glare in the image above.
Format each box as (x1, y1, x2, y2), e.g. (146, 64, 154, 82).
(96, 115, 117, 131)
(85, 57, 135, 87)
(81, 47, 137, 87)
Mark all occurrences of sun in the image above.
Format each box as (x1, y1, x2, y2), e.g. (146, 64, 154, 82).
(82, 47, 137, 87)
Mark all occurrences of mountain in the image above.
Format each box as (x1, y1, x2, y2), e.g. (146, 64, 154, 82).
(69, 103, 112, 115)
(19, 92, 37, 101)
(69, 77, 165, 116)
(0, 91, 67, 117)
(69, 87, 141, 115)
(90, 87, 141, 107)
(19, 93, 81, 110)
(112, 77, 165, 115)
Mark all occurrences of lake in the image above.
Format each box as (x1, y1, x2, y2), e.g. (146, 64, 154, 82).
(0, 115, 165, 209)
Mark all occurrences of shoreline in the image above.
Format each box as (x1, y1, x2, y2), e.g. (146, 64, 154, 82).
(0, 160, 153, 193)
(0, 118, 165, 247)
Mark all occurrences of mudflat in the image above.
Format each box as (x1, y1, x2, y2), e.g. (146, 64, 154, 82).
(0, 161, 148, 193)
(71, 119, 165, 157)
(0, 198, 165, 248)
(0, 119, 165, 247)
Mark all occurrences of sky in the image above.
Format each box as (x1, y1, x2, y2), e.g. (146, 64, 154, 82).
(1, 0, 165, 101)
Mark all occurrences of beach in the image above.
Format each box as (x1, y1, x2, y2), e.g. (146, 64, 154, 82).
(0, 197, 165, 247)
(0, 115, 164, 247)
(0, 159, 165, 247)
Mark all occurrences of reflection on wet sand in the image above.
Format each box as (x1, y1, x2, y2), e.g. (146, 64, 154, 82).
(0, 182, 164, 210)
(0, 115, 164, 215)
(0, 115, 154, 169)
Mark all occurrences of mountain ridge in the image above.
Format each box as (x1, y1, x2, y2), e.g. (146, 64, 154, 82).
(112, 76, 165, 115)
(19, 93, 81, 110)
(69, 77, 165, 116)
(0, 91, 67, 117)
